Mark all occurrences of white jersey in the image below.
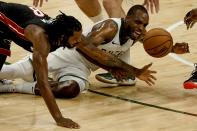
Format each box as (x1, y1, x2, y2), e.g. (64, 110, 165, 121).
(51, 18, 134, 73)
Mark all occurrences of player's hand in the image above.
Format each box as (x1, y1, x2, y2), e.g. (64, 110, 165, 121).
(56, 117, 80, 129)
(136, 63, 157, 86)
(172, 42, 190, 54)
(184, 8, 197, 29)
(33, 0, 48, 7)
(143, 0, 160, 14)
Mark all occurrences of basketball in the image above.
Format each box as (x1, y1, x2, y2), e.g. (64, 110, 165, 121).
(143, 28, 173, 58)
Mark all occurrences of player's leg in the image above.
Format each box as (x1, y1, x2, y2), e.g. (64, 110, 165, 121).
(0, 56, 34, 81)
(183, 63, 197, 89)
(102, 0, 125, 18)
(74, 0, 104, 22)
(0, 56, 37, 93)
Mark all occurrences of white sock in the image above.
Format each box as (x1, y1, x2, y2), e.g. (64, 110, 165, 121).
(0, 83, 15, 93)
(15, 82, 36, 94)
(89, 11, 104, 23)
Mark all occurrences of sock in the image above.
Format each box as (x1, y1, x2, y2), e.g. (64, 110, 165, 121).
(15, 82, 36, 94)
(89, 11, 104, 23)
(0, 83, 15, 93)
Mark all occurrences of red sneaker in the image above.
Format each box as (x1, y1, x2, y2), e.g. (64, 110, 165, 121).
(183, 64, 197, 89)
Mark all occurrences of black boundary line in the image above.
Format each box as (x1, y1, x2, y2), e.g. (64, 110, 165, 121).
(88, 89, 197, 117)
(6, 62, 197, 117)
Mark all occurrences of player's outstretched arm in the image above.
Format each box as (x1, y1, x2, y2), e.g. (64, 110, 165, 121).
(24, 24, 80, 129)
(33, 0, 48, 7)
(184, 8, 197, 29)
(77, 36, 157, 86)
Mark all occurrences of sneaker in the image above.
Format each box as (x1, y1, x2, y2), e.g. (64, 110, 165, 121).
(95, 73, 136, 86)
(183, 63, 197, 89)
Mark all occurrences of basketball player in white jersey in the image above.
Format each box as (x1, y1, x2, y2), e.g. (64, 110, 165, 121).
(0, 5, 189, 98)
(32, 0, 160, 87)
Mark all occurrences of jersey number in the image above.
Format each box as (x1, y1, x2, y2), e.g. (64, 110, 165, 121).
(29, 7, 45, 17)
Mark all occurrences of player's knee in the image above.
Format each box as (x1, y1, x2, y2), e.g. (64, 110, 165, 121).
(54, 80, 80, 98)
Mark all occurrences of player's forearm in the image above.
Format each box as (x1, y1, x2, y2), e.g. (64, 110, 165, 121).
(77, 43, 139, 76)
(32, 52, 63, 122)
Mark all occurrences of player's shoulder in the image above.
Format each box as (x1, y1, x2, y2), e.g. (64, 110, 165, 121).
(102, 19, 119, 28)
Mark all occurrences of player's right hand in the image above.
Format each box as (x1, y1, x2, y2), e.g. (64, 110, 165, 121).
(184, 8, 197, 29)
(56, 117, 80, 129)
(33, 0, 48, 7)
(136, 63, 157, 86)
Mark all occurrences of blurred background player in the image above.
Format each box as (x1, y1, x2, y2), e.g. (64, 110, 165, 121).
(74, 0, 160, 22)
(33, 0, 160, 23)
(183, 8, 197, 89)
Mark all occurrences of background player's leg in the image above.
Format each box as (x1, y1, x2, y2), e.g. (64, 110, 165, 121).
(74, 0, 104, 22)
(103, 0, 125, 18)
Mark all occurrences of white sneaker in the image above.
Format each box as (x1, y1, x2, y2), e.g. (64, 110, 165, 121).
(95, 73, 136, 86)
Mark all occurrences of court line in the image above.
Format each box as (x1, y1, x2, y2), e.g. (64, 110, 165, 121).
(88, 89, 197, 117)
(167, 20, 194, 68)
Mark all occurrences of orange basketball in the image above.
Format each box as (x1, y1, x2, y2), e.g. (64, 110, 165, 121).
(143, 28, 173, 58)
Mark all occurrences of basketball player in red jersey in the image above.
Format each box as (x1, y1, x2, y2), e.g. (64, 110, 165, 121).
(183, 8, 197, 89)
(0, 1, 83, 129)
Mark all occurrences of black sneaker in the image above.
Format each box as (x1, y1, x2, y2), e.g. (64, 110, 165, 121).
(183, 63, 197, 89)
(95, 73, 136, 86)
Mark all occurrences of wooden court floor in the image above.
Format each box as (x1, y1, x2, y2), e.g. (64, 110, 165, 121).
(1, 0, 197, 130)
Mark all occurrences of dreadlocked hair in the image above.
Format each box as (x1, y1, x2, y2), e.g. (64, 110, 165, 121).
(46, 11, 82, 48)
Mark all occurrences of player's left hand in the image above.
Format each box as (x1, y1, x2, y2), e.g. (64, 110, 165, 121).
(172, 42, 190, 54)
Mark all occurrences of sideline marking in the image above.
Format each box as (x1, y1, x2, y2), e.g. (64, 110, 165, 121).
(167, 20, 194, 68)
(88, 89, 197, 117)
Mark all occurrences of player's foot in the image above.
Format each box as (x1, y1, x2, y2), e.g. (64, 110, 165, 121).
(0, 79, 15, 93)
(95, 73, 136, 86)
(183, 64, 197, 89)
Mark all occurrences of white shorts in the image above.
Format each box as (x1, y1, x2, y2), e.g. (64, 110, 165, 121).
(1, 47, 91, 92)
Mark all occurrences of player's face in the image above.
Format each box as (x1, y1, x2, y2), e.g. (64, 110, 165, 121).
(126, 10, 149, 40)
(67, 30, 82, 48)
